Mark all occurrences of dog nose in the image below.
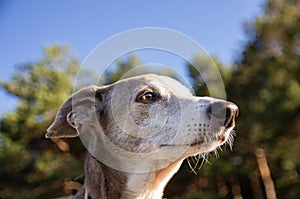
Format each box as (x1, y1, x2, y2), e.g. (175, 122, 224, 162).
(208, 101, 239, 127)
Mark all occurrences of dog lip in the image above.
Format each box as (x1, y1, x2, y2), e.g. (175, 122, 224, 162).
(159, 139, 204, 148)
(159, 144, 184, 147)
(190, 139, 204, 146)
(219, 135, 226, 143)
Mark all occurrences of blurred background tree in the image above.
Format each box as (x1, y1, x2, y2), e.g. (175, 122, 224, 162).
(0, 46, 151, 198)
(229, 0, 300, 198)
(1, 0, 300, 198)
(0, 45, 85, 198)
(171, 0, 300, 198)
(99, 54, 142, 85)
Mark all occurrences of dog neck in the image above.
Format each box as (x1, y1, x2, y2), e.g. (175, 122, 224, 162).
(81, 153, 183, 199)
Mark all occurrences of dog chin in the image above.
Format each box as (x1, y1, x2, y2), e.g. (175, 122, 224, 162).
(186, 131, 234, 157)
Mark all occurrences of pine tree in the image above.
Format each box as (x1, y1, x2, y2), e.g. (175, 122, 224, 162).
(228, 0, 300, 198)
(0, 45, 83, 198)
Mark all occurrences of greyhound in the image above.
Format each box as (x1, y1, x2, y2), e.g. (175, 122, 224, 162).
(46, 74, 238, 199)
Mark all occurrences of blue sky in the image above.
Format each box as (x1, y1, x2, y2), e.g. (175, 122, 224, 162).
(0, 1, 263, 116)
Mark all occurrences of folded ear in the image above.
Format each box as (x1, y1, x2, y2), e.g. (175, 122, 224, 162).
(45, 85, 102, 138)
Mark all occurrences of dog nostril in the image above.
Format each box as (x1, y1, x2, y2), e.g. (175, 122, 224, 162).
(227, 102, 239, 118)
(225, 103, 239, 127)
(225, 107, 232, 123)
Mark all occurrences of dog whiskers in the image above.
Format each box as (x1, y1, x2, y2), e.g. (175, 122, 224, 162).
(226, 130, 236, 151)
(187, 152, 210, 174)
(187, 131, 237, 174)
(199, 153, 210, 170)
(214, 149, 220, 158)
(187, 158, 198, 175)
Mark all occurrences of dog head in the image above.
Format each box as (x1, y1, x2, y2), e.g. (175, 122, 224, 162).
(46, 74, 238, 172)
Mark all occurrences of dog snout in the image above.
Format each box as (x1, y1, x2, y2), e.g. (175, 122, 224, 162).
(207, 101, 239, 128)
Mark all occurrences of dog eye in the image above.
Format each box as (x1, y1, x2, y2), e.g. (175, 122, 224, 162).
(136, 91, 157, 103)
(141, 92, 154, 101)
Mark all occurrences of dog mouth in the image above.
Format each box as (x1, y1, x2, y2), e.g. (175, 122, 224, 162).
(159, 122, 236, 148)
(160, 103, 238, 149)
(190, 128, 233, 147)
(159, 139, 204, 148)
(190, 138, 204, 147)
(159, 131, 227, 148)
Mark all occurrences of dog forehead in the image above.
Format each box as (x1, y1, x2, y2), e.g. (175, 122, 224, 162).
(157, 75, 192, 97)
(113, 74, 192, 97)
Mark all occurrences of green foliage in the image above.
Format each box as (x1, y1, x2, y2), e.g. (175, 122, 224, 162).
(100, 54, 142, 85)
(187, 55, 232, 97)
(227, 0, 300, 198)
(168, 1, 300, 198)
(0, 45, 83, 198)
